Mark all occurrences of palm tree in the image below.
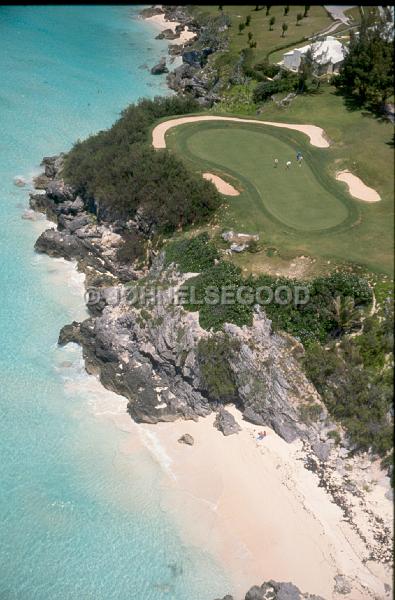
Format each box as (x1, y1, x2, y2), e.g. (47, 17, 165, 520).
(331, 296, 362, 336)
(269, 16, 276, 30)
(304, 5, 311, 17)
(248, 31, 253, 42)
(282, 22, 288, 37)
(284, 5, 290, 16)
(266, 5, 272, 16)
(246, 15, 251, 26)
(296, 12, 303, 25)
(238, 22, 245, 34)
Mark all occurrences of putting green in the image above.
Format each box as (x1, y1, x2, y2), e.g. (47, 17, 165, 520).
(171, 122, 351, 232)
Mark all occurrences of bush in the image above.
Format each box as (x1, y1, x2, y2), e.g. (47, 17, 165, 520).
(164, 233, 219, 272)
(182, 261, 253, 331)
(63, 96, 221, 232)
(197, 335, 240, 402)
(116, 231, 145, 264)
(253, 72, 298, 102)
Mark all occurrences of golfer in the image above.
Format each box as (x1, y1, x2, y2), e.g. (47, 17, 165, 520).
(274, 158, 279, 168)
(286, 161, 291, 168)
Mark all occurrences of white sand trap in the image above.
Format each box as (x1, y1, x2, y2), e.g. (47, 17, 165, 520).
(151, 116, 330, 149)
(202, 172, 239, 196)
(336, 170, 381, 202)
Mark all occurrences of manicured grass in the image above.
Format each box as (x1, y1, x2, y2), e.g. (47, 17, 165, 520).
(165, 93, 394, 274)
(191, 5, 334, 64)
(181, 125, 349, 231)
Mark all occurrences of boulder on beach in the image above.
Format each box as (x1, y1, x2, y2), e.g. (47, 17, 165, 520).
(178, 433, 194, 446)
(214, 408, 241, 436)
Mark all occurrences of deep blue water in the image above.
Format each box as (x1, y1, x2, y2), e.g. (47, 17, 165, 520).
(0, 6, 229, 599)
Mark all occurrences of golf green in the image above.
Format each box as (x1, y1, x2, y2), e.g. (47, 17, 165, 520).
(173, 122, 350, 232)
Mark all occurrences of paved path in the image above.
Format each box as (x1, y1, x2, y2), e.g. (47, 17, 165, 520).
(324, 6, 355, 24)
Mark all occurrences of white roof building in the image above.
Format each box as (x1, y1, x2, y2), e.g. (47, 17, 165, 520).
(282, 36, 347, 74)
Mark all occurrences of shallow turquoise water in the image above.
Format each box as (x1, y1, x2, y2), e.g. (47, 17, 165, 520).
(0, 7, 229, 599)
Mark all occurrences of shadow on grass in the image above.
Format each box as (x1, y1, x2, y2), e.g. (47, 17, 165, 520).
(332, 88, 392, 124)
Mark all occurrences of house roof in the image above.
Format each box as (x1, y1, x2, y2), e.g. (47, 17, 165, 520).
(284, 36, 347, 65)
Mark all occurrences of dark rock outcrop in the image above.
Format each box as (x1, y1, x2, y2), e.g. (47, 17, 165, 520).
(178, 433, 194, 446)
(151, 57, 168, 75)
(214, 408, 241, 436)
(155, 28, 179, 40)
(214, 581, 325, 600)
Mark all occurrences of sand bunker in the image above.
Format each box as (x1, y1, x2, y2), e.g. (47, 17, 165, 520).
(151, 115, 330, 149)
(202, 173, 240, 196)
(336, 170, 381, 202)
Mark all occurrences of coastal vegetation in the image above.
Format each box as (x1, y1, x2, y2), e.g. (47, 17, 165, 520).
(172, 237, 392, 468)
(63, 96, 221, 232)
(164, 232, 219, 272)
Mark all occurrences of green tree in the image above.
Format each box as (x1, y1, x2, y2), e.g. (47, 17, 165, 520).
(269, 16, 276, 30)
(282, 22, 288, 37)
(284, 6, 290, 16)
(331, 296, 363, 336)
(238, 22, 246, 34)
(266, 5, 272, 16)
(218, 5, 223, 10)
(334, 11, 394, 109)
(248, 31, 253, 42)
(296, 12, 303, 25)
(298, 47, 314, 91)
(245, 15, 251, 26)
(304, 5, 310, 17)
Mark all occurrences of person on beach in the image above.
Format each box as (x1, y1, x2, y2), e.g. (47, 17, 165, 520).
(286, 160, 291, 169)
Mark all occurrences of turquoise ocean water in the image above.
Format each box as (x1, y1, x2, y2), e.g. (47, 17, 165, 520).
(0, 6, 229, 599)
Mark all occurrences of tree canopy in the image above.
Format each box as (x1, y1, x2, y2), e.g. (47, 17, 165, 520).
(334, 10, 394, 109)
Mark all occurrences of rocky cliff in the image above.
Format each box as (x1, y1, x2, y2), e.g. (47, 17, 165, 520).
(30, 155, 393, 590)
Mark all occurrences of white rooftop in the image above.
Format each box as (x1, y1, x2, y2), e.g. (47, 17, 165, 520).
(284, 36, 346, 65)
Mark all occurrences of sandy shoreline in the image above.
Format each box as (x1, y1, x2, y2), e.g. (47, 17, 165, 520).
(115, 406, 392, 600)
(144, 12, 196, 45)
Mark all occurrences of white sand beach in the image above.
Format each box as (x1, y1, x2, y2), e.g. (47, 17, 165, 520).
(111, 406, 393, 600)
(144, 12, 197, 45)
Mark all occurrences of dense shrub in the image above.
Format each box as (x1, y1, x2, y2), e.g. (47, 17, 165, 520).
(63, 96, 221, 231)
(164, 233, 219, 272)
(252, 271, 372, 344)
(304, 340, 393, 459)
(197, 335, 240, 402)
(253, 71, 298, 102)
(116, 231, 145, 264)
(182, 261, 253, 331)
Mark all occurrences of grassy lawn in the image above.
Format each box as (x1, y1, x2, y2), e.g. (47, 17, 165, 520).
(164, 90, 394, 275)
(191, 5, 334, 64)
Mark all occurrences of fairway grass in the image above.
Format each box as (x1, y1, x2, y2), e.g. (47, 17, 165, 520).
(166, 117, 393, 275)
